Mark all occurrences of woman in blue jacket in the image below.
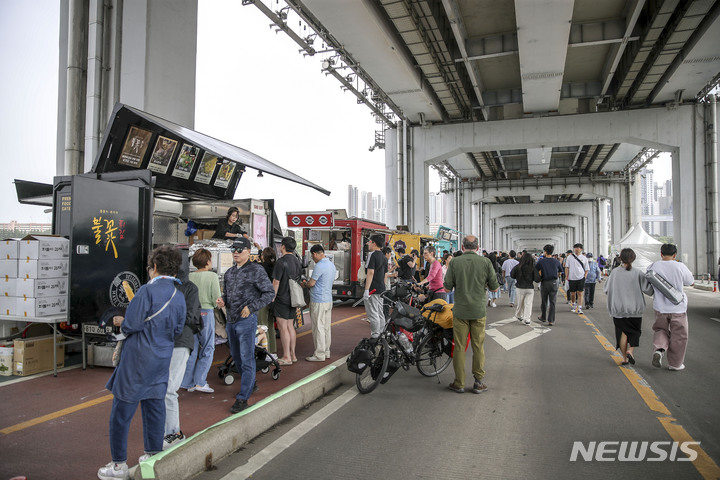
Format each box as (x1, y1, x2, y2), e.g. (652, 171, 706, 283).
(98, 246, 186, 480)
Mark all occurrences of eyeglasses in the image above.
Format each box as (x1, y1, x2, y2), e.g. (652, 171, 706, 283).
(230, 247, 248, 253)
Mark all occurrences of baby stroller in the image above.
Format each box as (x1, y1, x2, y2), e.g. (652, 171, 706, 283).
(217, 344, 282, 385)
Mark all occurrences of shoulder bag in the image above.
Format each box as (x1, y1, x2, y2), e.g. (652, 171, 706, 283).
(645, 268, 684, 305)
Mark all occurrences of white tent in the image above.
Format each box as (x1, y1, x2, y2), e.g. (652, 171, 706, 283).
(612, 223, 662, 271)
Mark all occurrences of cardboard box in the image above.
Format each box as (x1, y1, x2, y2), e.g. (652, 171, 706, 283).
(0, 259, 18, 278)
(16, 295, 68, 317)
(16, 277, 69, 298)
(0, 239, 20, 260)
(188, 229, 216, 245)
(0, 296, 15, 316)
(1, 277, 16, 297)
(17, 259, 69, 279)
(13, 335, 64, 376)
(19, 235, 69, 260)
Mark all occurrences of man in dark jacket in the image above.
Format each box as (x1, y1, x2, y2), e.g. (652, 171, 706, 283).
(163, 259, 202, 449)
(218, 237, 274, 414)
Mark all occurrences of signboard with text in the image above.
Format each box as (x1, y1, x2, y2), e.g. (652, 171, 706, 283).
(286, 212, 334, 229)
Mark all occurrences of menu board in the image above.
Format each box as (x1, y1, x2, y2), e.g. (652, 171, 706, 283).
(194, 152, 219, 184)
(118, 126, 153, 168)
(214, 160, 236, 188)
(147, 136, 179, 174)
(171, 143, 199, 179)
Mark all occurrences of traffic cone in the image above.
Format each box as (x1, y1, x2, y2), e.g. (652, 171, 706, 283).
(714, 281, 717, 292)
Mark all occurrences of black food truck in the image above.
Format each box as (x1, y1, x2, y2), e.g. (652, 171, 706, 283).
(14, 103, 330, 333)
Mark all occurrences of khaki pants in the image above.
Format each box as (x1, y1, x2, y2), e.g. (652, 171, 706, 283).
(309, 301, 333, 360)
(451, 316, 487, 388)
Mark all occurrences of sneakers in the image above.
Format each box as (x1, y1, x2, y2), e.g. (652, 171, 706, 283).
(652, 350, 663, 368)
(571, 303, 577, 313)
(98, 461, 129, 480)
(163, 431, 185, 450)
(577, 307, 583, 315)
(138, 453, 151, 463)
(471, 380, 488, 394)
(669, 364, 685, 371)
(491, 301, 497, 308)
(447, 383, 464, 393)
(523, 319, 531, 325)
(230, 398, 249, 414)
(305, 355, 326, 362)
(193, 384, 214, 393)
(537, 316, 546, 323)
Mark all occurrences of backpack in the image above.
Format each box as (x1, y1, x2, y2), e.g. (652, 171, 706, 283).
(346, 338, 377, 374)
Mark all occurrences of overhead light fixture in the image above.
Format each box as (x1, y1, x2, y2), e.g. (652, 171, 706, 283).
(257, 170, 264, 178)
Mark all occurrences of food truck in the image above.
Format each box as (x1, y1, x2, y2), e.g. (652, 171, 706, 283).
(435, 225, 462, 254)
(287, 210, 391, 300)
(14, 103, 329, 327)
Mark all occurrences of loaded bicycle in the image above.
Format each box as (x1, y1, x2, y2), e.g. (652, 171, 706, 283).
(347, 289, 454, 394)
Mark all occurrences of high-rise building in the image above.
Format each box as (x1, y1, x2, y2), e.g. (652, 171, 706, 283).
(347, 185, 359, 217)
(640, 167, 655, 234)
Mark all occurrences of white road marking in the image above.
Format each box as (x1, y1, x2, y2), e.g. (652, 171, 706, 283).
(485, 317, 551, 350)
(220, 386, 358, 480)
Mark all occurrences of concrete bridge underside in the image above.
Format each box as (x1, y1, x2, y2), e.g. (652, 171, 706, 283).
(385, 104, 720, 274)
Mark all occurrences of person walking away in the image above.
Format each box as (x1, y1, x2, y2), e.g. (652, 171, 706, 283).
(181, 248, 222, 394)
(303, 244, 336, 361)
(164, 261, 202, 449)
(604, 248, 654, 365)
(501, 250, 519, 307)
(536, 244, 563, 326)
(565, 243, 589, 314)
(583, 253, 601, 309)
(511, 253, 540, 325)
(396, 247, 416, 281)
(217, 237, 274, 414)
(98, 246, 186, 479)
(443, 235, 499, 394)
(257, 247, 278, 354)
(647, 244, 695, 371)
(597, 254, 607, 276)
(363, 234, 387, 338)
(486, 251, 501, 308)
(414, 245, 447, 301)
(272, 236, 303, 366)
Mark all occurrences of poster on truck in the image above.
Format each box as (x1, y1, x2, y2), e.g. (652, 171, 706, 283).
(214, 160, 235, 188)
(147, 135, 178, 174)
(118, 126, 153, 168)
(171, 143, 199, 179)
(194, 152, 219, 184)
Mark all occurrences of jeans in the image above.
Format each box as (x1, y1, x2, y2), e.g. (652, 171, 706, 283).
(181, 309, 216, 389)
(165, 347, 190, 435)
(109, 397, 165, 462)
(451, 316, 487, 388)
(584, 282, 596, 306)
(226, 313, 258, 401)
(505, 276, 517, 304)
(539, 279, 558, 323)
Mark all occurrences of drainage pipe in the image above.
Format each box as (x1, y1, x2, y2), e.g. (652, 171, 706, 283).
(64, 0, 87, 175)
(396, 123, 404, 227)
(85, 0, 106, 168)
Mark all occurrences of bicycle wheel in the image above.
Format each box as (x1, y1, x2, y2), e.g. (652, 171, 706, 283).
(416, 330, 452, 377)
(356, 337, 390, 394)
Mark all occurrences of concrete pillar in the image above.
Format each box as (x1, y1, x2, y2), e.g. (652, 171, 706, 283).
(598, 198, 609, 257)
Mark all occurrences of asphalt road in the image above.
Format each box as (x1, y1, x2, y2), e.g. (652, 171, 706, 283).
(194, 283, 720, 480)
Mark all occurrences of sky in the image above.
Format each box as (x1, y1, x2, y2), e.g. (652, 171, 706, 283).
(0, 0, 674, 226)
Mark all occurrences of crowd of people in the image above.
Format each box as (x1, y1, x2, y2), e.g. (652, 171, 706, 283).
(98, 216, 695, 478)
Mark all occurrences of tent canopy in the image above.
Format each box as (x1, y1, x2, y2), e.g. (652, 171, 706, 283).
(613, 223, 662, 271)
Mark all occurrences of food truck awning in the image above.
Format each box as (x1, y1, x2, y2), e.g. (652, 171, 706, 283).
(90, 104, 331, 199)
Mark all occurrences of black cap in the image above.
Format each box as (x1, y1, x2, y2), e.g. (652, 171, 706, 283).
(232, 237, 252, 251)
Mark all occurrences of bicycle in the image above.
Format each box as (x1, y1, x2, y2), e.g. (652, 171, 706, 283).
(348, 291, 454, 394)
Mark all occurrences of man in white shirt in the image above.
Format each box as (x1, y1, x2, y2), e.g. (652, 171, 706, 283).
(647, 244, 694, 371)
(501, 250, 519, 306)
(565, 243, 589, 314)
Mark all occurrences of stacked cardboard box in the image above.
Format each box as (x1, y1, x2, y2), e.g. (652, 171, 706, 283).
(0, 237, 69, 317)
(13, 334, 65, 376)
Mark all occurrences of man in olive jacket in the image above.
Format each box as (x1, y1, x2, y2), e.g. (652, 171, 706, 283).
(443, 235, 499, 394)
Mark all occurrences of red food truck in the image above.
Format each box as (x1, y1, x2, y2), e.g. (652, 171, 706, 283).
(286, 210, 391, 301)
